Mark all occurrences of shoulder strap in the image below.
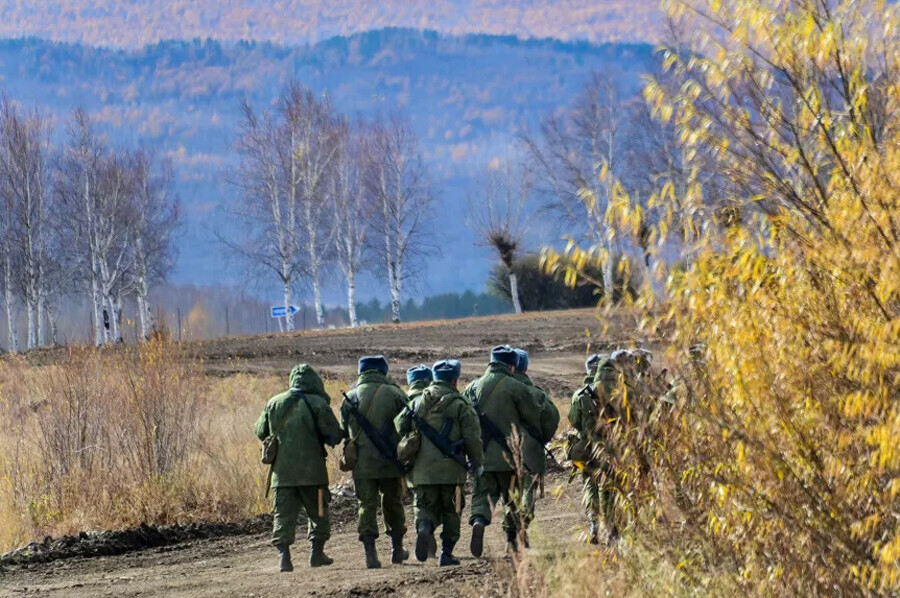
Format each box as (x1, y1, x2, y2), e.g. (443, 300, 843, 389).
(272, 391, 303, 438)
(475, 375, 508, 411)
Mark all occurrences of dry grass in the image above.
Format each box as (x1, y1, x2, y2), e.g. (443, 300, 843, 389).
(0, 339, 352, 553)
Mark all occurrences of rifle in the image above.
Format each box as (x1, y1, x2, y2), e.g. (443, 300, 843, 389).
(404, 405, 473, 473)
(476, 409, 535, 475)
(522, 423, 561, 468)
(342, 390, 409, 475)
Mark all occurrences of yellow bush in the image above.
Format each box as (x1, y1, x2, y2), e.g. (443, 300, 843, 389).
(543, 0, 900, 594)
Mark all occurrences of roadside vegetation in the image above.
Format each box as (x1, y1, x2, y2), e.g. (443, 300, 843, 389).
(0, 337, 348, 553)
(535, 0, 900, 595)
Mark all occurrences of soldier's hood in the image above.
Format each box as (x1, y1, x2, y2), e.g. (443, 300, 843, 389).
(593, 359, 618, 384)
(357, 369, 390, 386)
(422, 381, 459, 411)
(408, 379, 431, 392)
(486, 362, 514, 376)
(289, 364, 327, 396)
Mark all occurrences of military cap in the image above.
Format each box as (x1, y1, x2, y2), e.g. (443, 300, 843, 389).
(358, 355, 389, 375)
(407, 364, 433, 385)
(514, 348, 529, 373)
(433, 359, 462, 382)
(634, 348, 653, 363)
(491, 345, 519, 368)
(610, 349, 635, 365)
(585, 353, 604, 373)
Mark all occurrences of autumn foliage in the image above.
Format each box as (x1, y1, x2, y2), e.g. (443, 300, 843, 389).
(544, 0, 900, 594)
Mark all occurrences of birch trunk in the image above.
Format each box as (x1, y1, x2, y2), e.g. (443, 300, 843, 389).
(44, 296, 58, 346)
(312, 269, 325, 328)
(601, 243, 615, 303)
(4, 256, 19, 353)
(26, 299, 36, 349)
(388, 263, 401, 324)
(509, 272, 523, 314)
(37, 290, 45, 347)
(347, 272, 358, 328)
(282, 279, 294, 331)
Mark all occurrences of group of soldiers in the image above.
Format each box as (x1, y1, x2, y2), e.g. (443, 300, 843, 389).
(254, 344, 659, 572)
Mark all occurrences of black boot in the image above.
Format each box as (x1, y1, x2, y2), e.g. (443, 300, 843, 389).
(470, 517, 486, 558)
(309, 539, 334, 567)
(505, 528, 519, 554)
(391, 535, 409, 564)
(605, 521, 620, 546)
(363, 535, 381, 569)
(415, 521, 434, 562)
(428, 533, 437, 559)
(588, 519, 600, 545)
(278, 546, 293, 572)
(439, 541, 460, 567)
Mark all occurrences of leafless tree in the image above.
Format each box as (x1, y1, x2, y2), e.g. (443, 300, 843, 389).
(0, 103, 53, 349)
(364, 114, 434, 324)
(221, 99, 302, 331)
(521, 71, 625, 298)
(330, 118, 370, 328)
(466, 157, 532, 314)
(57, 109, 108, 345)
(57, 110, 138, 345)
(130, 149, 180, 340)
(282, 84, 340, 329)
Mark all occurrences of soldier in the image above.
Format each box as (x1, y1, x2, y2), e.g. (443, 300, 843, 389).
(464, 345, 543, 555)
(395, 359, 484, 566)
(568, 356, 621, 545)
(404, 364, 436, 556)
(406, 364, 433, 402)
(254, 364, 343, 572)
(512, 348, 560, 539)
(340, 356, 410, 569)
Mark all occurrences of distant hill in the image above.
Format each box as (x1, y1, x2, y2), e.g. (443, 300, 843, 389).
(0, 1, 665, 48)
(0, 30, 656, 298)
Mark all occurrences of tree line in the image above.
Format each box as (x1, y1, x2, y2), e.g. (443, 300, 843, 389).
(0, 101, 179, 352)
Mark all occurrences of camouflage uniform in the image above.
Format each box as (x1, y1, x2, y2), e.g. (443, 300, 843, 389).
(254, 364, 342, 570)
(464, 346, 543, 554)
(512, 349, 560, 529)
(340, 357, 409, 568)
(568, 357, 620, 544)
(395, 362, 483, 566)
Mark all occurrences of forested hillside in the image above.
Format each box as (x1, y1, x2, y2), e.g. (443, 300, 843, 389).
(0, 0, 663, 47)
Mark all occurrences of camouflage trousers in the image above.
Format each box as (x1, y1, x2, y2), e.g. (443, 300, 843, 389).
(355, 477, 407, 541)
(582, 464, 615, 526)
(469, 471, 524, 533)
(271, 485, 331, 548)
(414, 484, 465, 546)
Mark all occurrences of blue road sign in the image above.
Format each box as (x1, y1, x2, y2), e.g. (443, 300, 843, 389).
(271, 305, 300, 318)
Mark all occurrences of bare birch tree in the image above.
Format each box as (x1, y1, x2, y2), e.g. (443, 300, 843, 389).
(221, 99, 302, 331)
(130, 149, 179, 340)
(522, 71, 624, 299)
(330, 118, 370, 327)
(57, 109, 107, 345)
(0, 101, 53, 349)
(466, 157, 531, 314)
(282, 84, 340, 329)
(365, 114, 434, 324)
(93, 153, 138, 344)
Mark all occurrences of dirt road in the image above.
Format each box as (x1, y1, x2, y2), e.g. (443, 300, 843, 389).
(0, 475, 589, 597)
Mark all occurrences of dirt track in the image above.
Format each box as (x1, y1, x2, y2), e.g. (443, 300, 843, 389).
(1, 308, 656, 597)
(0, 475, 593, 597)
